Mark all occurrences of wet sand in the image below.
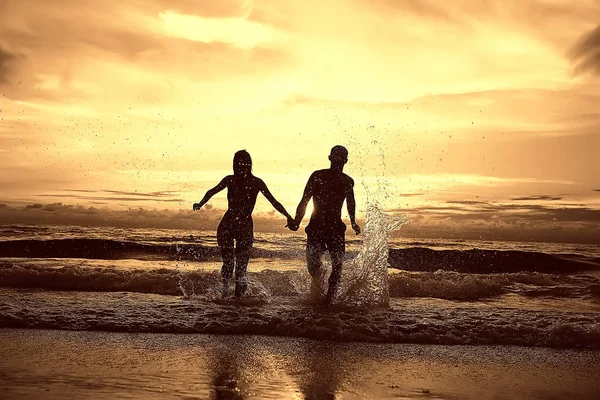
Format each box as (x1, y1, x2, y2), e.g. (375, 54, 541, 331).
(1, 329, 599, 399)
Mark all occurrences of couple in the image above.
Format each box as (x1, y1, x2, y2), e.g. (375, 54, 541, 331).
(193, 145, 361, 303)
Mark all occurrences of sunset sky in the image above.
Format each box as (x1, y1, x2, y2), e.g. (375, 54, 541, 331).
(1, 0, 599, 242)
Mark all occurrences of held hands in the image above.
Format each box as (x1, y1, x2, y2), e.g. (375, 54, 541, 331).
(351, 222, 361, 235)
(286, 216, 299, 231)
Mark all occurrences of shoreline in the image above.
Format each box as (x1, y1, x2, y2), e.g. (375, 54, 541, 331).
(2, 328, 600, 399)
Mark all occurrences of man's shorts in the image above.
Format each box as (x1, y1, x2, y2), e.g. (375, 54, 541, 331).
(306, 224, 346, 254)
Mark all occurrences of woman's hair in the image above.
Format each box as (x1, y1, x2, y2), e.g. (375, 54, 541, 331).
(233, 150, 252, 176)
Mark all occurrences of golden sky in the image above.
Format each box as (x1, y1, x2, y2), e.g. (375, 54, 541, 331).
(0, 0, 599, 242)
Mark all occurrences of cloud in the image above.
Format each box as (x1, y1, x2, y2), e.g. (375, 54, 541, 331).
(37, 194, 185, 203)
(0, 202, 289, 232)
(0, 47, 17, 83)
(0, 0, 290, 103)
(404, 201, 593, 217)
(2, 199, 599, 243)
(1, 0, 600, 223)
(102, 190, 180, 198)
(570, 25, 600, 76)
(148, 0, 251, 18)
(393, 201, 600, 243)
(594, 189, 600, 192)
(62, 189, 97, 193)
(37, 189, 185, 203)
(400, 202, 600, 222)
(511, 195, 563, 201)
(156, 11, 280, 49)
(352, 0, 600, 58)
(368, 0, 454, 21)
(446, 200, 488, 205)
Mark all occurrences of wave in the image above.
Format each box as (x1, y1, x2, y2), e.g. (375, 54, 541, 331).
(1, 239, 599, 274)
(0, 239, 296, 261)
(1, 261, 598, 301)
(388, 247, 600, 274)
(1, 288, 599, 349)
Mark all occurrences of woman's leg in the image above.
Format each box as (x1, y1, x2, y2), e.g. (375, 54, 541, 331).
(233, 220, 254, 297)
(217, 219, 235, 295)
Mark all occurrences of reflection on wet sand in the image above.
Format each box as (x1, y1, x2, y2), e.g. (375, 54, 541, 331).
(206, 337, 356, 399)
(209, 340, 247, 400)
(205, 335, 302, 399)
(286, 341, 353, 399)
(2, 330, 600, 399)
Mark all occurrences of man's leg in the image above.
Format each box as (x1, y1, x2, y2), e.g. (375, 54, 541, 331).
(325, 233, 346, 304)
(325, 250, 344, 303)
(306, 235, 327, 300)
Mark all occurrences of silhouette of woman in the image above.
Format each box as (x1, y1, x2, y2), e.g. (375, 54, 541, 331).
(193, 150, 294, 297)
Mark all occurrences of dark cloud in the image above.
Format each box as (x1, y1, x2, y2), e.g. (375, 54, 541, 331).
(37, 194, 185, 203)
(397, 202, 600, 224)
(0, 0, 292, 102)
(570, 25, 600, 76)
(358, 0, 456, 22)
(0, 47, 17, 83)
(594, 189, 600, 192)
(391, 206, 471, 213)
(2, 200, 599, 243)
(103, 190, 180, 198)
(392, 202, 600, 243)
(63, 189, 99, 193)
(353, 0, 600, 51)
(149, 0, 249, 18)
(446, 200, 488, 205)
(511, 195, 562, 201)
(0, 3, 159, 60)
(0, 202, 290, 232)
(37, 189, 185, 204)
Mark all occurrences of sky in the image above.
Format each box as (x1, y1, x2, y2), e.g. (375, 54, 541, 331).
(0, 0, 599, 243)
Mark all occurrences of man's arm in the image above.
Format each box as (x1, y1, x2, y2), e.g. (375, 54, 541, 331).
(346, 178, 361, 235)
(292, 173, 316, 230)
(193, 177, 229, 210)
(259, 180, 294, 225)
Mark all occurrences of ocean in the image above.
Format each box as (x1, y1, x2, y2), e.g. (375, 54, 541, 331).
(1, 208, 599, 350)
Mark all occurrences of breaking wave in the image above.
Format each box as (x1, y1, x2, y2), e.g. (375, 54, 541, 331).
(1, 261, 598, 301)
(1, 288, 599, 349)
(1, 239, 598, 273)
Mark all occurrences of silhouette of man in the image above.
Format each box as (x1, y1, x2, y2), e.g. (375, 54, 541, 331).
(289, 145, 361, 303)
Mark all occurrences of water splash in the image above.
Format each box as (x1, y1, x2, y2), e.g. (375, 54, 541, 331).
(175, 198, 408, 307)
(175, 243, 193, 297)
(336, 202, 408, 307)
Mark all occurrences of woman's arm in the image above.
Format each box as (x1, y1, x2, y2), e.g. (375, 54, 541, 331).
(193, 176, 230, 210)
(259, 180, 294, 224)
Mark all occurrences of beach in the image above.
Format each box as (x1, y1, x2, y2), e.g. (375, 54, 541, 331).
(2, 329, 600, 399)
(1, 225, 600, 398)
